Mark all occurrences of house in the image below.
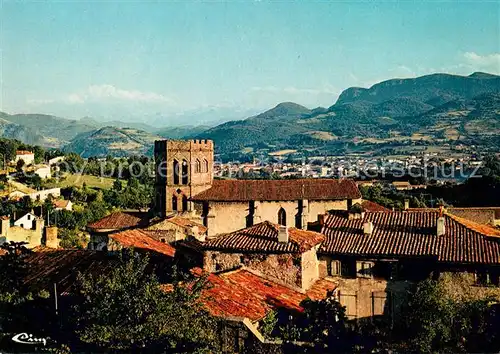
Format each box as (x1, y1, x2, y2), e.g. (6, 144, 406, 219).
(88, 228, 175, 258)
(154, 139, 362, 237)
(14, 212, 38, 229)
(13, 150, 35, 165)
(48, 156, 65, 166)
(392, 181, 412, 190)
(0, 215, 58, 249)
(53, 199, 73, 211)
(317, 209, 500, 319)
(34, 165, 51, 179)
(200, 221, 325, 291)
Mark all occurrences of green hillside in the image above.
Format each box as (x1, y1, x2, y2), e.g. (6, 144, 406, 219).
(64, 126, 161, 157)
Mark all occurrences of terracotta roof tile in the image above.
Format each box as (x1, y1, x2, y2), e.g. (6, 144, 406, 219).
(204, 221, 325, 253)
(109, 229, 175, 257)
(192, 179, 361, 202)
(320, 211, 500, 265)
(16, 150, 34, 155)
(87, 211, 149, 231)
(360, 200, 391, 212)
(199, 269, 337, 321)
(147, 216, 207, 234)
(53, 200, 70, 209)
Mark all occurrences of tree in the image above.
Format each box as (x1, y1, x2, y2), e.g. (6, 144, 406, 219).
(402, 278, 499, 353)
(71, 251, 217, 352)
(16, 159, 25, 172)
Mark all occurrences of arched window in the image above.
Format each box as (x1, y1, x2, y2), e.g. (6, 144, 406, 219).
(182, 159, 189, 185)
(203, 158, 209, 173)
(195, 159, 201, 173)
(278, 208, 287, 226)
(172, 195, 178, 212)
(182, 195, 188, 212)
(173, 159, 179, 185)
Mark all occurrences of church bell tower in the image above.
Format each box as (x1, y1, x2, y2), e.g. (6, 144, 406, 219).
(154, 139, 214, 217)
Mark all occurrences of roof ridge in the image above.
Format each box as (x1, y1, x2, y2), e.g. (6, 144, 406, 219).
(445, 212, 500, 238)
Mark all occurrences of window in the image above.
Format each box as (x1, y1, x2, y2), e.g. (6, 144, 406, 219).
(27, 215, 31, 220)
(195, 159, 201, 173)
(182, 195, 188, 212)
(203, 158, 209, 173)
(278, 208, 287, 226)
(357, 261, 375, 278)
(173, 159, 179, 185)
(328, 260, 341, 276)
(181, 159, 189, 185)
(172, 195, 178, 212)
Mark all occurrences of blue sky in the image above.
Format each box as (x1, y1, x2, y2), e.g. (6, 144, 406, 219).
(1, 1, 499, 125)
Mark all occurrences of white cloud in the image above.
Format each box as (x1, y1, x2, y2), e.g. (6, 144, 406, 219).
(27, 84, 176, 107)
(65, 85, 175, 104)
(462, 52, 500, 74)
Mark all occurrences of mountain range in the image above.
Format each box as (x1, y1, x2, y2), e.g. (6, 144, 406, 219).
(1, 72, 499, 157)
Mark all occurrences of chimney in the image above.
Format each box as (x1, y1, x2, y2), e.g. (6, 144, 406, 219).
(278, 225, 289, 243)
(363, 221, 374, 235)
(404, 199, 410, 210)
(0, 216, 10, 237)
(437, 217, 446, 236)
(44, 226, 59, 248)
(317, 214, 325, 226)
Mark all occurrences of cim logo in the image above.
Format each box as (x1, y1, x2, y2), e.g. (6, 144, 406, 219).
(12, 333, 47, 346)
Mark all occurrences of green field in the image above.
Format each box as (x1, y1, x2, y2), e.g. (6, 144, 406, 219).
(47, 174, 123, 189)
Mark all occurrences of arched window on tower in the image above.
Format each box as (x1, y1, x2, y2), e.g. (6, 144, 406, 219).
(195, 159, 201, 173)
(203, 158, 209, 173)
(173, 159, 179, 185)
(182, 195, 188, 212)
(172, 195, 178, 212)
(278, 207, 287, 226)
(181, 159, 189, 185)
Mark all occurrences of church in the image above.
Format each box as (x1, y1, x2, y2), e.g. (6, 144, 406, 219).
(153, 139, 362, 236)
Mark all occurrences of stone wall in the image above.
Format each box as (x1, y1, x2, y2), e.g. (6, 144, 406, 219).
(203, 251, 303, 289)
(205, 198, 355, 236)
(207, 201, 249, 236)
(2, 225, 43, 248)
(330, 276, 412, 320)
(308, 199, 353, 220)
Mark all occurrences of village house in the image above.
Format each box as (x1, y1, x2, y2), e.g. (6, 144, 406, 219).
(14, 212, 37, 230)
(34, 164, 51, 179)
(53, 199, 73, 211)
(13, 150, 35, 165)
(316, 209, 500, 320)
(0, 215, 58, 249)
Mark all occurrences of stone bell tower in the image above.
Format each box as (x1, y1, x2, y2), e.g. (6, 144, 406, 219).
(154, 139, 214, 217)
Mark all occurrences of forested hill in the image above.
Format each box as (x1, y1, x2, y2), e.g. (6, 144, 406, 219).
(196, 72, 500, 155)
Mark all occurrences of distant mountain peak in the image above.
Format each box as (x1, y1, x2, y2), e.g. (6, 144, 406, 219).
(255, 102, 311, 120)
(469, 72, 499, 79)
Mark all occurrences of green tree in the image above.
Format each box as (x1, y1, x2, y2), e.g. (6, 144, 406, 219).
(16, 158, 25, 172)
(72, 251, 217, 352)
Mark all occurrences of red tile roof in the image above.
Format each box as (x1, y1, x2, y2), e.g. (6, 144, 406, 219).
(320, 211, 500, 265)
(204, 221, 325, 253)
(198, 268, 337, 321)
(87, 211, 149, 231)
(360, 200, 391, 212)
(147, 216, 208, 234)
(16, 150, 34, 156)
(53, 199, 71, 209)
(191, 179, 361, 202)
(22, 248, 117, 294)
(109, 229, 176, 257)
(20, 247, 174, 294)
